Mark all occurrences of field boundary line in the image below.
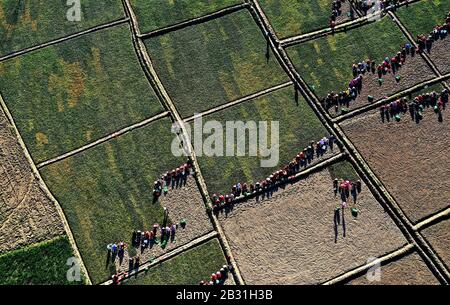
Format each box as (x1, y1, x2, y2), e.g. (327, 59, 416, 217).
(333, 73, 450, 123)
(100, 231, 218, 285)
(322, 243, 415, 285)
(279, 0, 423, 47)
(389, 11, 450, 92)
(123, 0, 245, 285)
(214, 152, 346, 211)
(184, 81, 293, 122)
(0, 92, 92, 285)
(0, 18, 130, 63)
(139, 3, 250, 39)
(36, 111, 170, 168)
(414, 207, 450, 231)
(249, 0, 449, 284)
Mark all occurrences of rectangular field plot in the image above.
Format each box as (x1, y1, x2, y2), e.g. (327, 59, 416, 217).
(259, 0, 353, 38)
(0, 24, 164, 164)
(218, 161, 407, 284)
(0, 0, 125, 57)
(0, 236, 83, 285)
(41, 118, 212, 284)
(124, 238, 230, 285)
(131, 0, 243, 33)
(340, 86, 450, 223)
(421, 220, 450, 271)
(395, 0, 450, 74)
(345, 252, 439, 285)
(286, 17, 435, 116)
(192, 86, 333, 196)
(144, 10, 289, 118)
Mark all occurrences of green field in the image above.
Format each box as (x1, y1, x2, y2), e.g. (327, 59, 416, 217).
(0, 236, 83, 285)
(0, 0, 124, 56)
(125, 238, 227, 285)
(144, 10, 289, 118)
(328, 160, 359, 182)
(0, 24, 164, 164)
(287, 17, 409, 98)
(41, 118, 186, 284)
(131, 0, 243, 33)
(396, 0, 450, 37)
(259, 0, 345, 38)
(192, 86, 329, 195)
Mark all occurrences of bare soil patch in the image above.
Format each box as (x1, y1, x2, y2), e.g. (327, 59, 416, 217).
(218, 167, 406, 284)
(346, 251, 439, 285)
(341, 108, 450, 223)
(329, 53, 434, 117)
(428, 38, 450, 74)
(0, 109, 64, 254)
(421, 219, 450, 271)
(113, 178, 213, 273)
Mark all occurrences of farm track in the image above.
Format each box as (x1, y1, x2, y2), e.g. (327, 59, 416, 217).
(0, 18, 130, 63)
(183, 81, 293, 122)
(250, 0, 449, 283)
(323, 243, 415, 284)
(122, 0, 246, 285)
(36, 111, 170, 169)
(280, 0, 423, 47)
(333, 72, 450, 123)
(1, 0, 448, 285)
(139, 3, 250, 39)
(99, 231, 219, 285)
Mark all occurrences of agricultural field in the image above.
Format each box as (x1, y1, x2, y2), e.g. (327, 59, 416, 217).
(395, 0, 450, 74)
(421, 220, 450, 270)
(0, 236, 83, 285)
(0, 0, 125, 57)
(40, 118, 212, 284)
(340, 87, 450, 224)
(259, 0, 353, 38)
(124, 238, 230, 285)
(0, 24, 164, 163)
(144, 9, 289, 118)
(218, 161, 408, 284)
(0, 0, 449, 287)
(192, 85, 334, 195)
(0, 106, 65, 254)
(345, 252, 440, 285)
(287, 17, 435, 116)
(131, 0, 243, 33)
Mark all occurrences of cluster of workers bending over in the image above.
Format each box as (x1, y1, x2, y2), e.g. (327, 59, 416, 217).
(379, 89, 449, 123)
(199, 265, 233, 285)
(152, 159, 193, 201)
(322, 11, 450, 114)
(211, 136, 337, 209)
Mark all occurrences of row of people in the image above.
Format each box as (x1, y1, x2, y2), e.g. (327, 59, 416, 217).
(199, 265, 231, 285)
(323, 11, 449, 114)
(212, 136, 337, 209)
(153, 159, 193, 199)
(380, 89, 449, 122)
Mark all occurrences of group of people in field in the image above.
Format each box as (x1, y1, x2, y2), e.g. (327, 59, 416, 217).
(417, 11, 450, 53)
(152, 159, 193, 200)
(323, 11, 450, 114)
(329, 0, 350, 29)
(211, 136, 337, 210)
(199, 265, 232, 285)
(333, 178, 362, 203)
(380, 89, 449, 123)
